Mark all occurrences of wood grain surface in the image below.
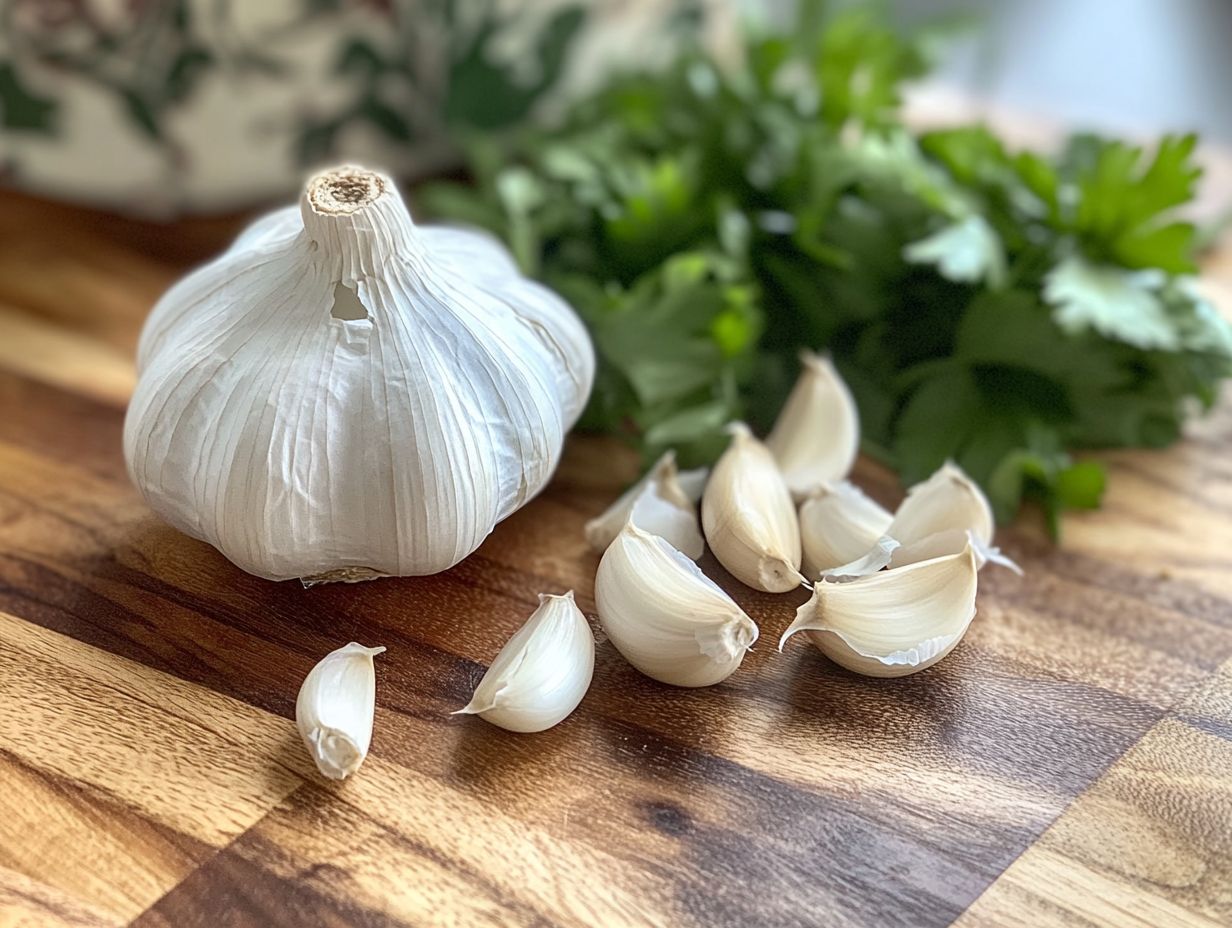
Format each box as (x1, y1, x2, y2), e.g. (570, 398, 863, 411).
(0, 173, 1230, 928)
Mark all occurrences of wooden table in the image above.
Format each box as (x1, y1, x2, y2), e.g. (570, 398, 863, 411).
(0, 181, 1230, 928)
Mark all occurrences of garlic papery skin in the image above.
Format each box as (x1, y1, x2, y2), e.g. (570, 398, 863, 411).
(799, 481, 893, 577)
(595, 522, 759, 687)
(296, 642, 385, 779)
(124, 165, 594, 582)
(765, 352, 860, 500)
(779, 541, 978, 677)
(676, 466, 710, 504)
(584, 451, 704, 558)
(702, 423, 805, 593)
(455, 591, 594, 733)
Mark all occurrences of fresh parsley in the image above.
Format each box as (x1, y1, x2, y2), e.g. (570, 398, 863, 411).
(419, 4, 1231, 532)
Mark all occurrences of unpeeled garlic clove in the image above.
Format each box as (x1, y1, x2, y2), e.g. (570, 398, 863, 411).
(595, 522, 759, 687)
(765, 352, 859, 500)
(455, 591, 594, 733)
(779, 535, 978, 677)
(702, 423, 805, 593)
(799, 481, 893, 577)
(296, 641, 385, 779)
(886, 461, 1021, 573)
(584, 451, 704, 558)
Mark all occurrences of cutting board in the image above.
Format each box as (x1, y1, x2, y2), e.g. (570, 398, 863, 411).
(0, 185, 1230, 928)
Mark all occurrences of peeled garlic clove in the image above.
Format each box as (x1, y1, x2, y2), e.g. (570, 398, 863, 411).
(888, 461, 1020, 572)
(584, 451, 704, 558)
(765, 352, 860, 499)
(455, 591, 594, 733)
(799, 481, 893, 577)
(296, 641, 385, 779)
(702, 423, 805, 593)
(780, 538, 978, 677)
(595, 522, 758, 687)
(125, 165, 594, 582)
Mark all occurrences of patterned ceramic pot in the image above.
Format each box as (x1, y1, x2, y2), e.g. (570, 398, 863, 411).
(0, 0, 714, 215)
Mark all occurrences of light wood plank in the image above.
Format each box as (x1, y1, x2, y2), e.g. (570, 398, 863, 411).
(0, 307, 135, 407)
(0, 865, 119, 928)
(0, 611, 304, 850)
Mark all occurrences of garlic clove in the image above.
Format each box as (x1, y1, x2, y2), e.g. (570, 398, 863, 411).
(889, 460, 993, 546)
(296, 641, 385, 779)
(702, 423, 805, 593)
(584, 451, 704, 558)
(779, 538, 978, 677)
(765, 351, 860, 499)
(595, 522, 759, 687)
(886, 461, 1020, 572)
(799, 481, 894, 577)
(455, 591, 594, 733)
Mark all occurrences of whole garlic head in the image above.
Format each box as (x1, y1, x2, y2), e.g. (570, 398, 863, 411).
(124, 166, 594, 581)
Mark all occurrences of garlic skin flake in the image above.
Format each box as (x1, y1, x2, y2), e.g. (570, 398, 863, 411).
(456, 591, 594, 733)
(799, 481, 893, 577)
(585, 451, 704, 558)
(765, 352, 860, 499)
(702, 423, 805, 593)
(297, 642, 385, 780)
(124, 165, 594, 581)
(595, 523, 758, 687)
(780, 537, 978, 677)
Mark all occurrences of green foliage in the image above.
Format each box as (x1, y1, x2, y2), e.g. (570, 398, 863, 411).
(420, 4, 1232, 532)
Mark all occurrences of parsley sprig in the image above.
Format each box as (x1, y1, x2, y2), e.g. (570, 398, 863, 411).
(420, 4, 1231, 532)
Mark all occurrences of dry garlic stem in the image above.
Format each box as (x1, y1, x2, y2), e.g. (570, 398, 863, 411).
(456, 591, 594, 733)
(799, 481, 893, 577)
(296, 642, 385, 779)
(780, 536, 978, 677)
(584, 451, 704, 558)
(702, 423, 805, 593)
(596, 522, 758, 687)
(765, 352, 859, 499)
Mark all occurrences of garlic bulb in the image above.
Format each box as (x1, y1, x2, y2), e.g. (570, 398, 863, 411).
(296, 641, 385, 779)
(799, 481, 893, 577)
(595, 522, 758, 687)
(765, 352, 859, 499)
(584, 451, 704, 558)
(780, 536, 978, 677)
(456, 591, 594, 733)
(702, 423, 804, 593)
(124, 166, 594, 581)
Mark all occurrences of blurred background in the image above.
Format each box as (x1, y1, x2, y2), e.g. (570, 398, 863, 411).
(2, 0, 1230, 217)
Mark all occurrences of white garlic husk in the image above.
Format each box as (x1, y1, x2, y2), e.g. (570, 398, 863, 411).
(584, 451, 704, 558)
(595, 522, 759, 687)
(702, 423, 805, 593)
(124, 165, 594, 582)
(296, 641, 385, 779)
(799, 481, 893, 577)
(455, 591, 594, 733)
(780, 535, 978, 677)
(765, 351, 860, 499)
